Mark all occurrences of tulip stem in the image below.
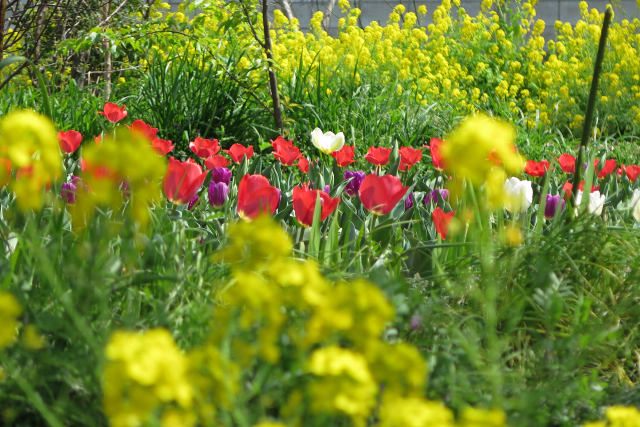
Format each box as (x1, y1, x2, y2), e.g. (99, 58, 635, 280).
(572, 6, 612, 203)
(296, 225, 305, 248)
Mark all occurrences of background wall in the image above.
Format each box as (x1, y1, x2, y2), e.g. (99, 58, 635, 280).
(169, 0, 639, 40)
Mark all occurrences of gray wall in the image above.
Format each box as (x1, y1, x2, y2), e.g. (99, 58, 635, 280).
(170, 0, 639, 40)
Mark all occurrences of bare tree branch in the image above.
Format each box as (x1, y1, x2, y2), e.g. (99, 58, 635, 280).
(98, 0, 129, 27)
(261, 0, 284, 131)
(323, 0, 337, 31)
(276, 0, 295, 21)
(238, 0, 266, 49)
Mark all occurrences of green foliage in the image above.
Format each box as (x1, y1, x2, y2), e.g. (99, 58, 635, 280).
(133, 45, 270, 151)
(0, 207, 227, 425)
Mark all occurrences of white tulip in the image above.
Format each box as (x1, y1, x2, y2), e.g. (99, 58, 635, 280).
(503, 177, 533, 213)
(575, 190, 606, 215)
(630, 189, 640, 222)
(311, 127, 345, 154)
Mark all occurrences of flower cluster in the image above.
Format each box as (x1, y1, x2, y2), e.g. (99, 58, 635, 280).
(72, 127, 167, 229)
(0, 111, 61, 210)
(102, 329, 194, 427)
(440, 114, 525, 209)
(102, 217, 507, 425)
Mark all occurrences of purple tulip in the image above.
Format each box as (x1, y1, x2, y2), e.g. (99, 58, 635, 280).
(121, 179, 131, 199)
(211, 167, 232, 185)
(424, 188, 449, 205)
(61, 181, 77, 204)
(208, 181, 229, 207)
(323, 185, 330, 194)
(404, 192, 414, 211)
(410, 315, 422, 330)
(545, 194, 565, 219)
(188, 195, 200, 210)
(344, 170, 366, 196)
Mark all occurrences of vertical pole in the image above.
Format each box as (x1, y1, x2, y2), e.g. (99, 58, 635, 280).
(571, 7, 612, 201)
(262, 0, 284, 132)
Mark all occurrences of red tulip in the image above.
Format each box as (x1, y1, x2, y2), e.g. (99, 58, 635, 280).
(625, 165, 640, 182)
(398, 146, 422, 171)
(57, 130, 83, 154)
(0, 158, 12, 188)
(128, 119, 158, 140)
(163, 157, 207, 204)
(432, 207, 455, 239)
(365, 147, 392, 166)
(97, 102, 127, 123)
(151, 137, 175, 155)
(358, 174, 408, 215)
(190, 137, 220, 158)
(292, 185, 340, 227)
(271, 136, 301, 165)
(80, 158, 115, 180)
(205, 154, 230, 169)
(224, 143, 254, 164)
(524, 160, 549, 177)
(424, 138, 445, 170)
(331, 145, 356, 167)
(558, 154, 576, 174)
(562, 180, 599, 199)
(597, 159, 617, 179)
(237, 174, 280, 219)
(297, 156, 310, 173)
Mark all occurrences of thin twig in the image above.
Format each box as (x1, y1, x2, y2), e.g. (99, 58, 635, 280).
(97, 0, 129, 27)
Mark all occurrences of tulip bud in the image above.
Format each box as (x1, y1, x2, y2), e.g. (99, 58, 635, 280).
(208, 181, 229, 208)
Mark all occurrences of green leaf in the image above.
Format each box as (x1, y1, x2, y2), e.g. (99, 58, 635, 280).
(32, 66, 53, 119)
(326, 208, 340, 264)
(307, 194, 322, 260)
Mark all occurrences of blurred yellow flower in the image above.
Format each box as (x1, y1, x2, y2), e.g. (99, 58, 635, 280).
(0, 292, 22, 348)
(441, 114, 524, 187)
(0, 110, 61, 211)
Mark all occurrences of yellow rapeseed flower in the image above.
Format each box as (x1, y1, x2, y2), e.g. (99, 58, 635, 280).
(441, 114, 524, 186)
(0, 110, 61, 211)
(307, 346, 377, 420)
(71, 127, 166, 230)
(0, 291, 22, 349)
(379, 394, 454, 427)
(103, 328, 193, 427)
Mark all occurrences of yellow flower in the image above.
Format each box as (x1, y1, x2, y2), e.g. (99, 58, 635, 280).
(504, 224, 524, 247)
(0, 291, 22, 348)
(459, 406, 507, 426)
(307, 346, 377, 420)
(605, 405, 640, 425)
(379, 394, 454, 427)
(103, 328, 193, 427)
(0, 110, 61, 211)
(22, 324, 45, 350)
(441, 114, 524, 186)
(71, 127, 166, 230)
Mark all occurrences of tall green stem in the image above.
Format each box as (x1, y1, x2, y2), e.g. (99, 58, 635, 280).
(571, 7, 612, 202)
